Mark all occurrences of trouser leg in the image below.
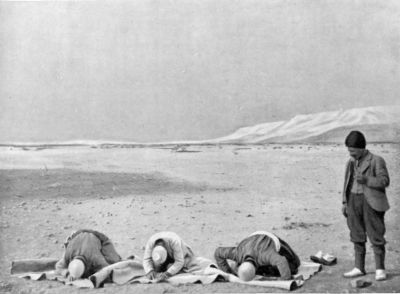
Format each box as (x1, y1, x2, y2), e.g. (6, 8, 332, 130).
(363, 199, 386, 270)
(373, 245, 385, 270)
(346, 193, 366, 271)
(354, 242, 366, 272)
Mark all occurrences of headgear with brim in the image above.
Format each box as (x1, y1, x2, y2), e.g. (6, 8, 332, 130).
(152, 246, 167, 266)
(238, 261, 256, 281)
(68, 258, 85, 279)
(345, 130, 366, 149)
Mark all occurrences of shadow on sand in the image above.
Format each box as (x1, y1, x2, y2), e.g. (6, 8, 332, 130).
(0, 169, 233, 200)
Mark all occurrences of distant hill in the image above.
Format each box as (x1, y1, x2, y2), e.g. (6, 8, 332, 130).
(2, 106, 399, 147)
(207, 105, 400, 144)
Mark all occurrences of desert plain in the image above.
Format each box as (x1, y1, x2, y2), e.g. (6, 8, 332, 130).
(0, 143, 399, 293)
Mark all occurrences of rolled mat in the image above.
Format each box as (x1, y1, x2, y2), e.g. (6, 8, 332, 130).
(11, 259, 58, 275)
(11, 258, 321, 291)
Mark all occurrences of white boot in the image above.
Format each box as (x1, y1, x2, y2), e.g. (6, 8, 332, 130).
(375, 269, 387, 281)
(343, 268, 365, 278)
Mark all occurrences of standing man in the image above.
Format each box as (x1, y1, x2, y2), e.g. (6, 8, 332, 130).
(342, 131, 390, 281)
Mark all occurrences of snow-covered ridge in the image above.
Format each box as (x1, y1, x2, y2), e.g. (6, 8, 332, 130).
(2, 105, 399, 147)
(208, 105, 400, 144)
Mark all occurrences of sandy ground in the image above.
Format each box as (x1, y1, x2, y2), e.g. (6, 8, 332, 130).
(0, 144, 399, 293)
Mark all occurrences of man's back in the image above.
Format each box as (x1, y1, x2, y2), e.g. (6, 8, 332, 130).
(64, 232, 110, 277)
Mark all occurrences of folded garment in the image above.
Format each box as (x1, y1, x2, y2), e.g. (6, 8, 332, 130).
(310, 251, 337, 266)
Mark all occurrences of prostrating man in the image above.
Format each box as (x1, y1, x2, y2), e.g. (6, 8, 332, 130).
(55, 229, 122, 281)
(214, 231, 300, 281)
(342, 131, 390, 281)
(143, 231, 195, 281)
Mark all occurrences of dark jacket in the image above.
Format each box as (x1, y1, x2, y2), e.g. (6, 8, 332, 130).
(343, 150, 390, 211)
(56, 230, 122, 278)
(214, 234, 300, 280)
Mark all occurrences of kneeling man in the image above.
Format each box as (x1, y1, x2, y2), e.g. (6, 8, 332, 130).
(55, 229, 122, 281)
(143, 231, 195, 281)
(214, 231, 300, 281)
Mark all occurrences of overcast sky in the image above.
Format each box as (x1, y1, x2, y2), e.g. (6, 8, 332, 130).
(0, 0, 399, 143)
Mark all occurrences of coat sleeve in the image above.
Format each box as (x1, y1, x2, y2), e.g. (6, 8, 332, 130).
(92, 251, 112, 273)
(365, 156, 390, 189)
(55, 253, 68, 275)
(342, 160, 351, 204)
(100, 239, 122, 264)
(143, 239, 155, 274)
(165, 239, 185, 276)
(214, 247, 236, 274)
(267, 251, 291, 280)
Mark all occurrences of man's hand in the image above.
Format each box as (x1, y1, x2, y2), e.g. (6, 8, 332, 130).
(342, 204, 348, 218)
(356, 174, 367, 184)
(145, 270, 156, 280)
(55, 269, 69, 277)
(155, 271, 171, 281)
